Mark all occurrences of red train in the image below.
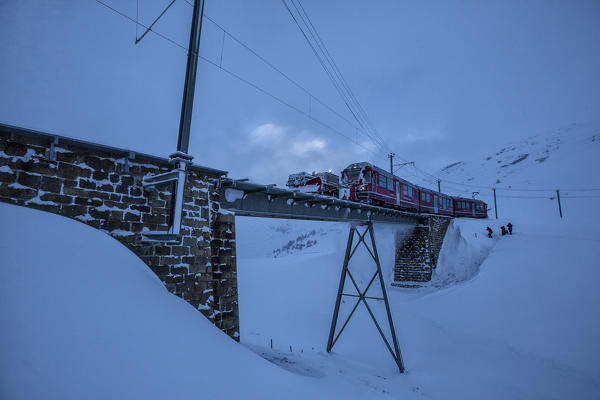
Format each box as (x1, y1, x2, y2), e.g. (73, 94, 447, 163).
(288, 162, 487, 218)
(286, 171, 340, 197)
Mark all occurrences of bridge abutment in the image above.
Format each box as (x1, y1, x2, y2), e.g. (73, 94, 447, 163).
(393, 215, 451, 284)
(0, 126, 239, 339)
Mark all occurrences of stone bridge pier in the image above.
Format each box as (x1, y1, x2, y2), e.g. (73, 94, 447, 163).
(393, 215, 451, 285)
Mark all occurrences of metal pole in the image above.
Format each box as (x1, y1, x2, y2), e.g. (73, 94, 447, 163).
(493, 188, 498, 219)
(367, 221, 405, 373)
(388, 153, 395, 175)
(556, 189, 563, 218)
(177, 0, 205, 154)
(437, 179, 441, 193)
(327, 225, 355, 352)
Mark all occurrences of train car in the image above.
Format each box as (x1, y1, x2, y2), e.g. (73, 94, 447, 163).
(418, 187, 454, 216)
(341, 162, 395, 206)
(340, 162, 420, 211)
(473, 199, 488, 218)
(287, 171, 339, 197)
(337, 162, 488, 218)
(453, 197, 488, 218)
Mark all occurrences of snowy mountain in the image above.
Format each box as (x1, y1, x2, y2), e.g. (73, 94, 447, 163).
(408, 121, 600, 222)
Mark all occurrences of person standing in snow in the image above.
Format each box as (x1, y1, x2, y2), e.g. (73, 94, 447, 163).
(486, 226, 493, 238)
(501, 226, 507, 236)
(507, 222, 513, 235)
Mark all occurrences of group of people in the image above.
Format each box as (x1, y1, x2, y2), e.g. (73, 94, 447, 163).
(486, 222, 512, 238)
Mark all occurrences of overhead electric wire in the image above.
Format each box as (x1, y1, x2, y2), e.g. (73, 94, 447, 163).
(199, 14, 368, 136)
(94, 0, 380, 156)
(95, 0, 187, 51)
(293, 0, 389, 151)
(281, 0, 388, 155)
(197, 54, 379, 155)
(135, 0, 177, 44)
(97, 0, 600, 195)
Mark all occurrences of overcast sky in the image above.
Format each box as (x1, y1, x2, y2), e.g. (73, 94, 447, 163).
(1, 0, 598, 187)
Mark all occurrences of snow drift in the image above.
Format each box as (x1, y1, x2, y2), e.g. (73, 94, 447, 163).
(0, 202, 374, 400)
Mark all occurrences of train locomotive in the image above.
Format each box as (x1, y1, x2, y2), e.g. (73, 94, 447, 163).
(288, 162, 487, 218)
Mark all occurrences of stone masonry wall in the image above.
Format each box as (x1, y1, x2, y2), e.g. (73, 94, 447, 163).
(393, 215, 451, 283)
(0, 128, 239, 339)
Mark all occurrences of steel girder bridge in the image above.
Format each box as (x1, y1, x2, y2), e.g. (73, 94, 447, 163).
(219, 179, 452, 372)
(219, 178, 421, 224)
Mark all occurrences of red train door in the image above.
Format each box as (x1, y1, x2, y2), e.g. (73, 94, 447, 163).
(434, 196, 438, 213)
(395, 181, 400, 206)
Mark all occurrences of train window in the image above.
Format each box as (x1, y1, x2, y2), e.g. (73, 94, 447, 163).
(365, 171, 372, 184)
(379, 175, 387, 189)
(403, 185, 408, 196)
(387, 178, 394, 191)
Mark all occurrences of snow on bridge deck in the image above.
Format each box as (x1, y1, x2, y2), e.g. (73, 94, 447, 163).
(219, 178, 446, 224)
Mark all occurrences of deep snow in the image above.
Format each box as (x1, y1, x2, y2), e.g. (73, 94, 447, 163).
(2, 124, 600, 399)
(0, 203, 393, 400)
(236, 216, 600, 399)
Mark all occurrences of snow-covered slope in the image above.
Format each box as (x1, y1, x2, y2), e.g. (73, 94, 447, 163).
(0, 203, 388, 400)
(438, 122, 599, 188)
(423, 121, 600, 222)
(237, 216, 600, 399)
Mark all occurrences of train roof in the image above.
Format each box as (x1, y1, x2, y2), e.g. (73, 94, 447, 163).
(343, 162, 370, 170)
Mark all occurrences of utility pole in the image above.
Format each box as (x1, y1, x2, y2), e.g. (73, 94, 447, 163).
(176, 0, 205, 156)
(139, 0, 205, 239)
(388, 153, 395, 175)
(556, 189, 563, 218)
(493, 188, 498, 219)
(437, 179, 441, 193)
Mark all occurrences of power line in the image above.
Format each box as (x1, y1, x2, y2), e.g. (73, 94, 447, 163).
(135, 0, 177, 45)
(199, 14, 367, 137)
(95, 0, 187, 51)
(94, 0, 380, 156)
(197, 54, 379, 155)
(293, 0, 389, 151)
(281, 0, 388, 154)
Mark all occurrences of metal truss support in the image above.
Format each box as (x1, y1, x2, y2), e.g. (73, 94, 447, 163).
(327, 220, 405, 373)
